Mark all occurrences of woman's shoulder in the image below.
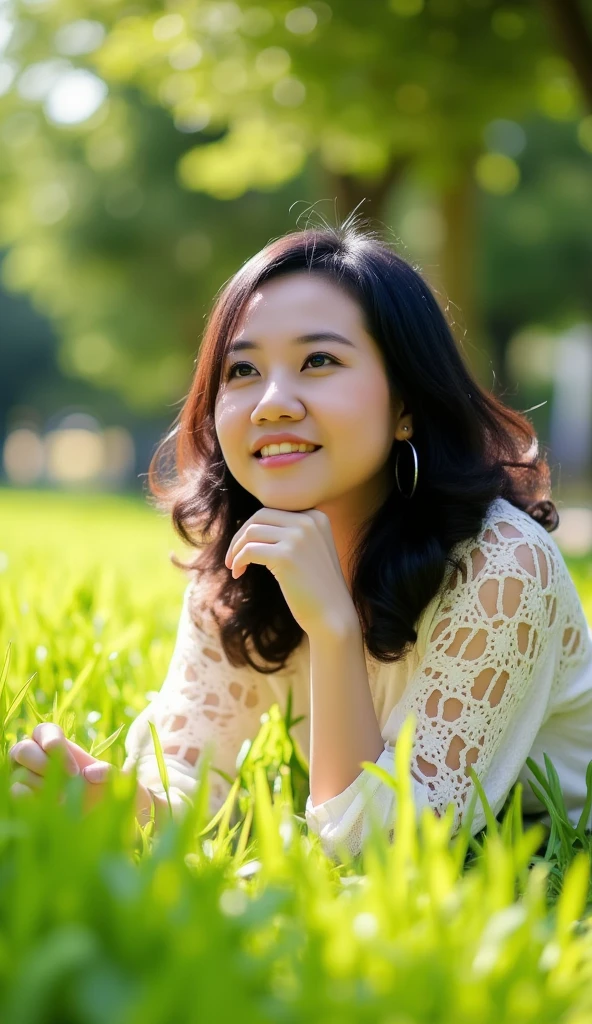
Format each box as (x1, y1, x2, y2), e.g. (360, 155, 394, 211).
(446, 496, 589, 644)
(448, 495, 564, 580)
(429, 495, 571, 632)
(470, 494, 553, 546)
(488, 499, 592, 694)
(413, 496, 591, 685)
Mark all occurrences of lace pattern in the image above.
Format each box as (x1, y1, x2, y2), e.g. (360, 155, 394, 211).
(123, 496, 592, 855)
(305, 497, 592, 857)
(122, 576, 276, 819)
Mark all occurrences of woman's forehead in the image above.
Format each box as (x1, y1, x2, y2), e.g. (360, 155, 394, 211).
(237, 273, 367, 336)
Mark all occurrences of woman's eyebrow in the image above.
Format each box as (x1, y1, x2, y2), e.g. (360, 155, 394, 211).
(225, 331, 356, 358)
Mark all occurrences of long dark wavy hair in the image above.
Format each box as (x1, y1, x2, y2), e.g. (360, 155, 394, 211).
(147, 220, 558, 675)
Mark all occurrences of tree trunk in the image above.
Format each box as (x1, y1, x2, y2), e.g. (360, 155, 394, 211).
(325, 157, 499, 390)
(436, 162, 497, 389)
(325, 160, 409, 227)
(540, 0, 592, 109)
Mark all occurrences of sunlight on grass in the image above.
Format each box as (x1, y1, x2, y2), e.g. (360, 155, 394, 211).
(1, 488, 592, 1023)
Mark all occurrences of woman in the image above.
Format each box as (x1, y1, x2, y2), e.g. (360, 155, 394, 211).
(10, 222, 592, 861)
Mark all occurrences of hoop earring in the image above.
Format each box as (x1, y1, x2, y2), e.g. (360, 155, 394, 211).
(395, 437, 418, 499)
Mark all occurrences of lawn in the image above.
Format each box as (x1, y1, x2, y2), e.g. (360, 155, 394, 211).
(1, 487, 592, 1024)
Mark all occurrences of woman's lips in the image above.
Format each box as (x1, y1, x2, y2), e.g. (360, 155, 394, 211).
(254, 447, 322, 468)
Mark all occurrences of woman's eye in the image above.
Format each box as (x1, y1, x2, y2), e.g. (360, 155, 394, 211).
(225, 352, 338, 380)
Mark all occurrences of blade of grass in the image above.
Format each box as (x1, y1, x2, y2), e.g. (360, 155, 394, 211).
(196, 800, 232, 838)
(532, 757, 574, 862)
(360, 760, 398, 793)
(187, 745, 213, 837)
(525, 756, 555, 803)
(214, 819, 243, 863)
(450, 786, 481, 872)
(542, 753, 572, 826)
(467, 766, 499, 837)
(253, 763, 284, 874)
(211, 765, 235, 787)
(500, 784, 524, 847)
(555, 852, 591, 941)
(147, 721, 173, 820)
(575, 760, 592, 839)
(233, 802, 254, 866)
(90, 723, 126, 758)
(25, 696, 45, 726)
(527, 780, 567, 860)
(57, 657, 99, 718)
(0, 642, 12, 724)
(196, 773, 242, 838)
(217, 776, 242, 845)
(3, 673, 37, 730)
(285, 684, 293, 731)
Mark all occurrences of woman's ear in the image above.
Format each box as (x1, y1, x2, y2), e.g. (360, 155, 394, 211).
(396, 411, 413, 441)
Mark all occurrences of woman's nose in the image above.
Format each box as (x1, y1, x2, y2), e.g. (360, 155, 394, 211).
(252, 387, 304, 417)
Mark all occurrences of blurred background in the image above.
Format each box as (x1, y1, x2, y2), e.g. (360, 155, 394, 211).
(1, 0, 591, 555)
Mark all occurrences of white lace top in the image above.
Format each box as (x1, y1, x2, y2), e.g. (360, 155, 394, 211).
(122, 496, 592, 858)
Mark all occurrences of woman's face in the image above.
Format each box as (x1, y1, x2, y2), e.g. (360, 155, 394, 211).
(214, 270, 411, 517)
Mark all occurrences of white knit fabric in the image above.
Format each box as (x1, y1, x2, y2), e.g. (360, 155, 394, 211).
(122, 496, 592, 858)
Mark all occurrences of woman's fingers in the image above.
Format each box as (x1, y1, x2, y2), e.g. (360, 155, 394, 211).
(8, 724, 80, 778)
(8, 738, 50, 776)
(32, 722, 100, 771)
(10, 781, 34, 799)
(82, 761, 113, 783)
(31, 723, 81, 775)
(11, 765, 46, 791)
(9, 724, 106, 804)
(64, 737, 101, 771)
(10, 782, 68, 807)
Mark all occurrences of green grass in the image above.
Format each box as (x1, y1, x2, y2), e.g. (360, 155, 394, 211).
(2, 487, 592, 1024)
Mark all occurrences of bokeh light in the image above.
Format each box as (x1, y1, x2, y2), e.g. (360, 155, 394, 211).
(389, 0, 424, 16)
(483, 119, 527, 158)
(0, 59, 17, 96)
(44, 68, 108, 125)
(54, 20, 106, 56)
(2, 412, 136, 487)
(475, 153, 520, 195)
(3, 427, 45, 484)
(400, 206, 446, 254)
(554, 508, 592, 558)
(506, 326, 555, 385)
(285, 7, 318, 34)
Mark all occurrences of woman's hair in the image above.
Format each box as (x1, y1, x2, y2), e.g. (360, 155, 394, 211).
(147, 219, 558, 675)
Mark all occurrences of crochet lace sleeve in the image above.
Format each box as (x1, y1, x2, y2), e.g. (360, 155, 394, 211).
(122, 574, 271, 821)
(305, 510, 561, 860)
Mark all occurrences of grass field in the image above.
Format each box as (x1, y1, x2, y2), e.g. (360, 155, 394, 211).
(2, 487, 592, 1024)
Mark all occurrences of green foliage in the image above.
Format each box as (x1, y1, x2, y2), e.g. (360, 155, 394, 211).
(480, 115, 592, 329)
(0, 76, 319, 412)
(1, 488, 592, 1021)
(1, 0, 592, 413)
(88, 0, 578, 188)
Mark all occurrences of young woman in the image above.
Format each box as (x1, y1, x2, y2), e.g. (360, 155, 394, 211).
(10, 223, 592, 860)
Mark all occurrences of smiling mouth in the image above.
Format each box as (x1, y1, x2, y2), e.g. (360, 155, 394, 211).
(254, 445, 322, 459)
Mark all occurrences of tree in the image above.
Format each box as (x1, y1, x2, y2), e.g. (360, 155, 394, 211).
(541, 0, 592, 109)
(0, 0, 590, 406)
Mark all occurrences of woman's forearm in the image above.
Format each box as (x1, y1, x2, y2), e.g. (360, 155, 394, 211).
(308, 618, 385, 807)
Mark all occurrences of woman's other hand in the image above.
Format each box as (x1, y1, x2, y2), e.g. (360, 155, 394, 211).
(9, 722, 161, 825)
(9, 722, 116, 813)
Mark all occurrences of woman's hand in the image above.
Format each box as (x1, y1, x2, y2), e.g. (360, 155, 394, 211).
(8, 723, 150, 819)
(224, 507, 358, 638)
